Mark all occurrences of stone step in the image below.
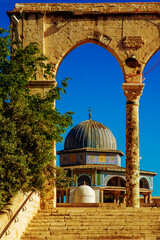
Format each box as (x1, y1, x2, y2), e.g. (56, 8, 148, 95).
(21, 233, 146, 240)
(37, 210, 160, 215)
(36, 210, 160, 215)
(29, 220, 160, 227)
(25, 226, 160, 233)
(33, 215, 160, 221)
(23, 228, 159, 236)
(31, 218, 160, 226)
(39, 208, 160, 213)
(20, 207, 160, 240)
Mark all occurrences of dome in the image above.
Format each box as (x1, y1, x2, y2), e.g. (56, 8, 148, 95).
(73, 185, 95, 203)
(64, 119, 117, 150)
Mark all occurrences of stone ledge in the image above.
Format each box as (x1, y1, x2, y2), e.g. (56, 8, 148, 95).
(56, 202, 121, 208)
(27, 80, 56, 87)
(7, 2, 160, 15)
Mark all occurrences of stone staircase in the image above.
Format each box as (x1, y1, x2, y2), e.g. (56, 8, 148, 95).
(21, 206, 160, 240)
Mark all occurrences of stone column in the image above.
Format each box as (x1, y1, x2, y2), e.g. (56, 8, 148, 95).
(66, 189, 70, 203)
(148, 193, 151, 203)
(122, 194, 126, 203)
(122, 83, 144, 208)
(61, 196, 64, 203)
(116, 192, 120, 204)
(100, 189, 104, 203)
(113, 193, 117, 203)
(144, 194, 148, 203)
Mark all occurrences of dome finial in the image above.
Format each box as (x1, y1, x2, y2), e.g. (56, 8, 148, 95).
(88, 107, 92, 120)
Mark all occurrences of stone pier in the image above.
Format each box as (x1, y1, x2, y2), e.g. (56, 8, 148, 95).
(122, 83, 144, 207)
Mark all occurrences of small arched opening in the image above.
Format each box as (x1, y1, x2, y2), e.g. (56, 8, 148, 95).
(104, 176, 126, 203)
(140, 178, 150, 189)
(78, 175, 91, 186)
(107, 176, 126, 187)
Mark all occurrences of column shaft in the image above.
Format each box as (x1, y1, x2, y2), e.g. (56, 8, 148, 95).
(126, 100, 140, 207)
(148, 193, 151, 203)
(100, 189, 104, 203)
(144, 194, 148, 203)
(122, 83, 144, 208)
(66, 189, 70, 203)
(61, 196, 64, 203)
(116, 193, 120, 204)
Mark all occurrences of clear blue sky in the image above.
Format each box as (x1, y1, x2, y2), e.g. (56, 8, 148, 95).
(1, 0, 160, 196)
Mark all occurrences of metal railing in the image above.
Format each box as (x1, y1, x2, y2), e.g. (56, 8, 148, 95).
(0, 192, 33, 239)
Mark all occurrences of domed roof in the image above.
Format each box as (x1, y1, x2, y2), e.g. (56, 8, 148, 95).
(64, 119, 117, 150)
(73, 185, 95, 203)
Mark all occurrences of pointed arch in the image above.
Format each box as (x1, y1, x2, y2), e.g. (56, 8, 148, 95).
(55, 38, 125, 78)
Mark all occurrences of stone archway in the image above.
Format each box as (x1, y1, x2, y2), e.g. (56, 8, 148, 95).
(8, 2, 160, 207)
(107, 176, 126, 188)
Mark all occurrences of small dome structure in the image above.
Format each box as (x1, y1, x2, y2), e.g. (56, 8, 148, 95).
(73, 185, 95, 203)
(64, 119, 117, 150)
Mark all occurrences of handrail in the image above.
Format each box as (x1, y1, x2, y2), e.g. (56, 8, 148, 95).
(0, 192, 33, 239)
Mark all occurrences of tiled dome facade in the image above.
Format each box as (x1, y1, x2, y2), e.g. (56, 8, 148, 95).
(64, 119, 117, 150)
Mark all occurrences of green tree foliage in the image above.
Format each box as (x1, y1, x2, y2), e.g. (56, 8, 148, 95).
(0, 28, 73, 209)
(56, 167, 73, 190)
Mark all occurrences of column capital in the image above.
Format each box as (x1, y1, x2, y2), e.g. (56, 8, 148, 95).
(100, 188, 104, 192)
(122, 83, 145, 102)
